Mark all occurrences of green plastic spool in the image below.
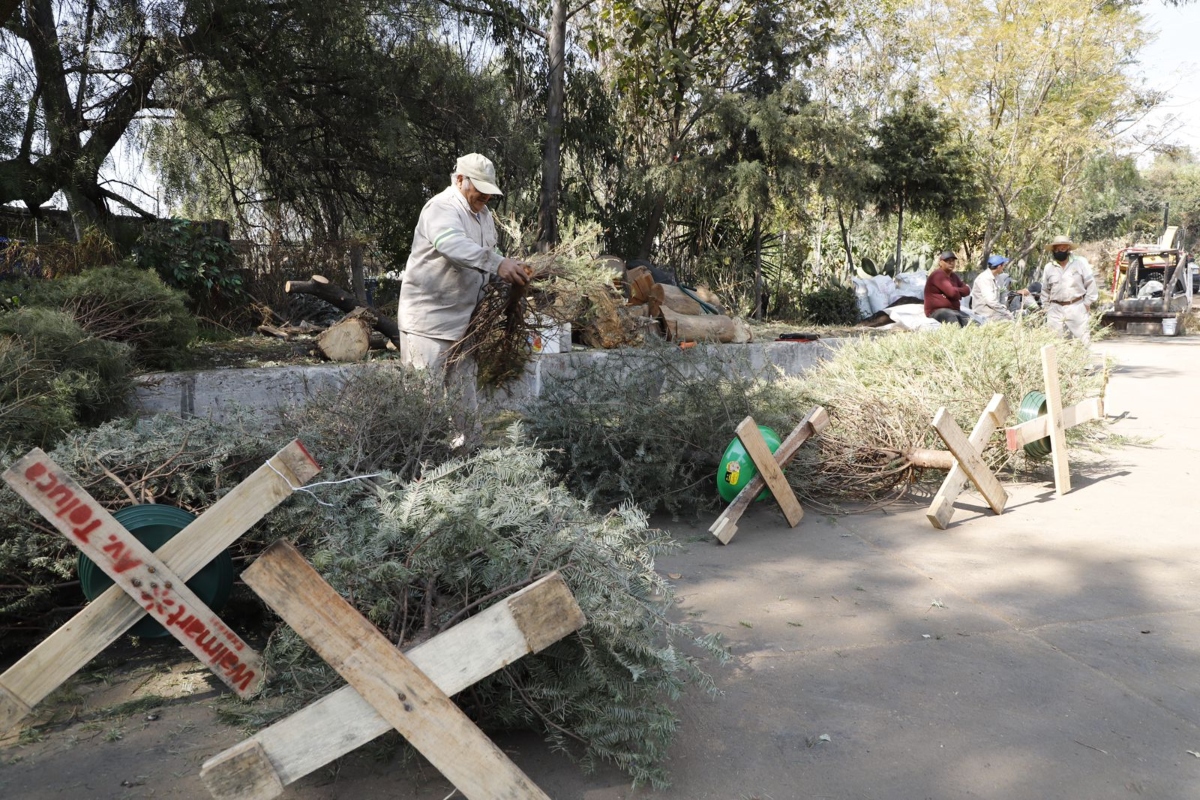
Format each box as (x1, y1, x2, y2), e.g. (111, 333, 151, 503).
(77, 504, 234, 638)
(717, 426, 782, 503)
(1017, 391, 1053, 459)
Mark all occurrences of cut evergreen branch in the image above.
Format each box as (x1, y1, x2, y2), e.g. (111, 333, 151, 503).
(785, 319, 1110, 507)
(264, 425, 724, 788)
(525, 340, 807, 517)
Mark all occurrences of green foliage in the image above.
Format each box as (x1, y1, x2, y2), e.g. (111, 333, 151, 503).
(21, 265, 198, 370)
(525, 342, 808, 517)
(0, 308, 132, 450)
(280, 365, 461, 481)
(133, 220, 244, 313)
(268, 428, 724, 788)
(799, 284, 860, 325)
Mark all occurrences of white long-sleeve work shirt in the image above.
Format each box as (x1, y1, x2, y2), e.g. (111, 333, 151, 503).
(1040, 254, 1098, 308)
(971, 269, 1013, 321)
(398, 186, 505, 341)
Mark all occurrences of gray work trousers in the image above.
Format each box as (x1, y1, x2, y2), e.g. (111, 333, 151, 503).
(399, 332, 481, 449)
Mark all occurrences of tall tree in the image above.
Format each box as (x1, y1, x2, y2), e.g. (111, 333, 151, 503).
(915, 0, 1153, 261)
(867, 93, 976, 267)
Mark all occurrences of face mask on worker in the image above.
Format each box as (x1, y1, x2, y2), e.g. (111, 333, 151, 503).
(1052, 250, 1070, 262)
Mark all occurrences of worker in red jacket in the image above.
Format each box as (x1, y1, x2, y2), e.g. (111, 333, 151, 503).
(924, 251, 972, 326)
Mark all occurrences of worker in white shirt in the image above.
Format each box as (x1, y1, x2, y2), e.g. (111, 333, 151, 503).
(1040, 235, 1097, 346)
(972, 254, 1030, 321)
(398, 153, 530, 446)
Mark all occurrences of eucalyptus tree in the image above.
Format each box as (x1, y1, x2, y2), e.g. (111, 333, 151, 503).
(915, 0, 1153, 261)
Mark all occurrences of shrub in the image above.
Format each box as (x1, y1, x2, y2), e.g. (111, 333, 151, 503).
(133, 219, 245, 318)
(524, 342, 808, 517)
(23, 265, 198, 370)
(0, 308, 131, 449)
(799, 283, 861, 326)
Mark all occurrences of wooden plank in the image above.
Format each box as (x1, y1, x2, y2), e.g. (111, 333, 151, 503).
(1041, 344, 1072, 496)
(0, 441, 319, 733)
(736, 419, 803, 527)
(709, 406, 829, 544)
(200, 572, 585, 797)
(926, 394, 1009, 530)
(3, 451, 264, 698)
(931, 406, 1008, 517)
(239, 540, 552, 800)
(200, 740, 284, 800)
(1004, 397, 1105, 450)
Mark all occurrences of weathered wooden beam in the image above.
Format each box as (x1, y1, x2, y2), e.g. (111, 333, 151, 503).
(1005, 397, 1104, 450)
(3, 451, 265, 698)
(735, 418, 804, 527)
(0, 441, 319, 734)
(199, 571, 585, 799)
(236, 540, 553, 800)
(931, 405, 1008, 518)
(926, 394, 1009, 530)
(1039, 345, 1072, 495)
(709, 406, 830, 545)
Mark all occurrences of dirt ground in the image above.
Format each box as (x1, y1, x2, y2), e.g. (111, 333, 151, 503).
(4, 334, 1200, 800)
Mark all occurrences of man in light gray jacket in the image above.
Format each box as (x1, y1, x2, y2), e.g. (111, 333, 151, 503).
(398, 154, 529, 444)
(1040, 235, 1097, 346)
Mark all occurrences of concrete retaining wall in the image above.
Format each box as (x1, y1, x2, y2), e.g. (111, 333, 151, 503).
(133, 340, 847, 423)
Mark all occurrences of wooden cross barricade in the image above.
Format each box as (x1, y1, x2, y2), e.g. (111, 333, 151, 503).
(709, 406, 830, 545)
(0, 441, 320, 734)
(926, 394, 1010, 530)
(1003, 344, 1104, 497)
(200, 540, 585, 800)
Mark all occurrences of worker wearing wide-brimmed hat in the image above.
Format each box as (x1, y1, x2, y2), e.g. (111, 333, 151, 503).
(1039, 235, 1097, 346)
(398, 153, 530, 446)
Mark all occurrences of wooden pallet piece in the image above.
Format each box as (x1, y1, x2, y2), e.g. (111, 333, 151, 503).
(1004, 397, 1103, 450)
(0, 441, 320, 734)
(930, 402, 1009, 523)
(1002, 344, 1104, 497)
(200, 571, 585, 799)
(926, 394, 1009, 530)
(4, 449, 265, 697)
(233, 540, 556, 800)
(736, 419, 804, 526)
(1040, 344, 1072, 496)
(709, 406, 830, 545)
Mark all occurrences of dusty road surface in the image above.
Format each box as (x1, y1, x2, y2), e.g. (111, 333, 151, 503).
(3, 335, 1200, 799)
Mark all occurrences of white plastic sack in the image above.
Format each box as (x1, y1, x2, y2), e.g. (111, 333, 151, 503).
(884, 304, 941, 332)
(852, 277, 872, 319)
(865, 274, 897, 313)
(893, 271, 928, 300)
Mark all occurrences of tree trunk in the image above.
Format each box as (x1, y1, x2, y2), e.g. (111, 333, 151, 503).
(286, 275, 400, 346)
(350, 242, 366, 305)
(536, 0, 568, 252)
(894, 201, 904, 270)
(638, 192, 667, 260)
(752, 212, 763, 320)
(836, 202, 855, 276)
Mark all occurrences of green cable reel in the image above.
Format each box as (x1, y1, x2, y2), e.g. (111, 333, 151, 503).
(77, 504, 234, 638)
(717, 425, 782, 503)
(1017, 391, 1053, 459)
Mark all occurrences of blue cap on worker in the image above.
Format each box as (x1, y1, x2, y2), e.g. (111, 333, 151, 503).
(987, 255, 1010, 268)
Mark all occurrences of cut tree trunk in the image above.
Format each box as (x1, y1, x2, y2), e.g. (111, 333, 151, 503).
(660, 307, 736, 343)
(650, 284, 704, 316)
(286, 275, 400, 346)
(317, 318, 371, 362)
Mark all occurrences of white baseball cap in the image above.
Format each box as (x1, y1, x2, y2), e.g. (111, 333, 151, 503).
(456, 153, 503, 196)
